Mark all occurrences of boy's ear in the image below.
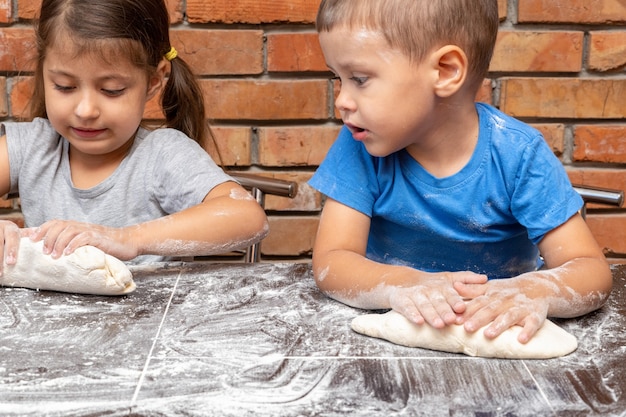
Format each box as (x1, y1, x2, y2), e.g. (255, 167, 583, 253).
(431, 45, 468, 98)
(147, 60, 168, 100)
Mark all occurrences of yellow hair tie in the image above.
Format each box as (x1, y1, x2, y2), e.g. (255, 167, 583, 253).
(164, 47, 178, 61)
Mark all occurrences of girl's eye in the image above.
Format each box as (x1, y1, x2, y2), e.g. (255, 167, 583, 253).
(53, 84, 74, 92)
(351, 76, 368, 86)
(102, 88, 125, 97)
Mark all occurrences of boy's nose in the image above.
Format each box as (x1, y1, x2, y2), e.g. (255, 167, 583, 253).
(334, 88, 356, 113)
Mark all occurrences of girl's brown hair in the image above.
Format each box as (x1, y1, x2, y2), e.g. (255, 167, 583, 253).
(29, 0, 210, 147)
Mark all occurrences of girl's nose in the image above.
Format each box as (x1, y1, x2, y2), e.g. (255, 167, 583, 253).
(74, 93, 100, 119)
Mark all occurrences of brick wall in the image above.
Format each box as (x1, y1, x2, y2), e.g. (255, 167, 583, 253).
(1, 0, 626, 262)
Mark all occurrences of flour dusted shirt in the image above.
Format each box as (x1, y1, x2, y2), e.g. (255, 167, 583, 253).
(309, 103, 583, 279)
(2, 118, 232, 262)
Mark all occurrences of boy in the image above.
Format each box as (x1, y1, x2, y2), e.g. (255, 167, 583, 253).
(309, 0, 612, 343)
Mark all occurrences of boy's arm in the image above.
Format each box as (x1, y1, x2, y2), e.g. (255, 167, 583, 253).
(312, 198, 487, 328)
(458, 213, 612, 343)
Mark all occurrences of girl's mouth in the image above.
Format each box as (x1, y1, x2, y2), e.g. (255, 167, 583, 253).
(72, 127, 106, 138)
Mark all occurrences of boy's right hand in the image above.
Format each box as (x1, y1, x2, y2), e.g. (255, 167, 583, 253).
(388, 270, 488, 329)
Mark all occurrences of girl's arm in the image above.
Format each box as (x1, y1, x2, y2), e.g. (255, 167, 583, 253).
(312, 198, 487, 328)
(457, 213, 612, 343)
(31, 181, 269, 260)
(0, 134, 25, 268)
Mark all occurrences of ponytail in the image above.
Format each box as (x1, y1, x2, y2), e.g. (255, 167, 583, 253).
(161, 56, 209, 148)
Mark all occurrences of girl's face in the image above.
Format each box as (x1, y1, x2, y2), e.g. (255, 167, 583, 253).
(42, 36, 163, 160)
(319, 27, 438, 157)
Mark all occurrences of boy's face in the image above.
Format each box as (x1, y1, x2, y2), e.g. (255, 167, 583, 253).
(319, 27, 438, 157)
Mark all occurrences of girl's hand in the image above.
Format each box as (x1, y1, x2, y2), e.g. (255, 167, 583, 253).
(389, 271, 488, 329)
(0, 221, 28, 271)
(454, 277, 550, 344)
(29, 220, 139, 261)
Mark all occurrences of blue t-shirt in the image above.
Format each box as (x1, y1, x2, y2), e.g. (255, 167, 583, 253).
(309, 103, 582, 279)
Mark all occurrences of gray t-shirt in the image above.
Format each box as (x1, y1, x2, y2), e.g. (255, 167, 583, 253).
(2, 118, 232, 261)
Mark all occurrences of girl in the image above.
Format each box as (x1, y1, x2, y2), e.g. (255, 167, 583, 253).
(0, 0, 269, 268)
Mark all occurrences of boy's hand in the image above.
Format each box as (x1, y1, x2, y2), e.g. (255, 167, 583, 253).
(454, 277, 549, 344)
(389, 271, 487, 329)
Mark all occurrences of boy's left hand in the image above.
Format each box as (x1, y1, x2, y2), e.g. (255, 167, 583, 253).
(453, 276, 550, 344)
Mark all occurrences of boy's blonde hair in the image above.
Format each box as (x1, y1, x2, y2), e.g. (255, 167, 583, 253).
(316, 0, 498, 90)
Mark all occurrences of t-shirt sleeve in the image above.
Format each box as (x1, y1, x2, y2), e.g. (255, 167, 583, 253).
(148, 130, 233, 214)
(308, 126, 380, 217)
(510, 133, 583, 244)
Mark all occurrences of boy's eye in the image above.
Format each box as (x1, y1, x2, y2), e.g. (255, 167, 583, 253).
(351, 76, 367, 86)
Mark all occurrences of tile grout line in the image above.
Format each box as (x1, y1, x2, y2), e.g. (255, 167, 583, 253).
(129, 270, 182, 407)
(521, 360, 557, 416)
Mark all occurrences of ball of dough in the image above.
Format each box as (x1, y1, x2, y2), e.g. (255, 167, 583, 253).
(351, 310, 577, 359)
(0, 238, 135, 296)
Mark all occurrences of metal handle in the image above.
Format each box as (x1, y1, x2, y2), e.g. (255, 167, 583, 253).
(573, 185, 623, 207)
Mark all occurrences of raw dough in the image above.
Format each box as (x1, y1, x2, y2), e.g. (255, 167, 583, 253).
(0, 238, 135, 296)
(351, 310, 577, 359)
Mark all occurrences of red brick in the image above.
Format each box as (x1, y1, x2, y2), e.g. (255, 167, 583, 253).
(519, 0, 626, 24)
(201, 80, 329, 121)
(490, 31, 583, 72)
(0, 27, 36, 73)
(573, 125, 626, 163)
(262, 216, 318, 256)
(500, 78, 626, 119)
(498, 0, 507, 19)
(568, 168, 626, 197)
(186, 0, 318, 24)
(589, 31, 626, 71)
(9, 76, 33, 119)
(208, 126, 252, 167)
(16, 0, 181, 22)
(475, 79, 493, 105)
(0, 0, 11, 23)
(531, 124, 565, 156)
(165, 0, 184, 24)
(267, 32, 326, 73)
(257, 126, 340, 167)
(585, 214, 626, 256)
(0, 77, 7, 117)
(170, 29, 263, 76)
(17, 0, 38, 19)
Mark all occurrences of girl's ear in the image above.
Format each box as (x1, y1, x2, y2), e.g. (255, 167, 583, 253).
(147, 60, 168, 100)
(431, 45, 468, 98)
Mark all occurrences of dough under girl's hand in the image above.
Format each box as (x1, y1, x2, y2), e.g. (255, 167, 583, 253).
(0, 237, 135, 295)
